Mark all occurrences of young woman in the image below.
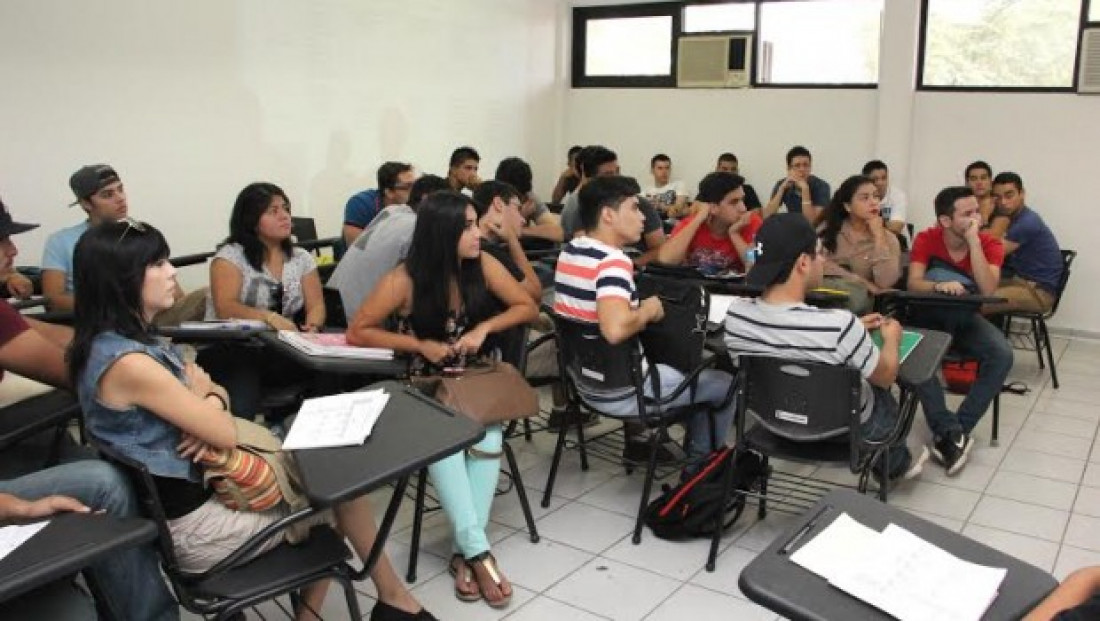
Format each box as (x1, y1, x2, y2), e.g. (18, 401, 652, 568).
(201, 182, 324, 419)
(69, 219, 435, 621)
(818, 175, 902, 314)
(347, 191, 538, 609)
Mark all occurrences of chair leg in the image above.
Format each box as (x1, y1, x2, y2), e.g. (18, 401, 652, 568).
(541, 418, 570, 508)
(576, 409, 589, 472)
(632, 428, 663, 545)
(877, 449, 889, 502)
(406, 468, 429, 583)
(707, 448, 737, 573)
(503, 440, 540, 543)
(758, 455, 768, 520)
(337, 574, 364, 619)
(523, 418, 533, 442)
(1032, 318, 1045, 370)
(991, 394, 1000, 447)
(1042, 319, 1059, 389)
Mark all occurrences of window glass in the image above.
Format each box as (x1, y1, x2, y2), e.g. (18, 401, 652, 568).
(758, 0, 883, 84)
(683, 3, 756, 32)
(585, 16, 674, 76)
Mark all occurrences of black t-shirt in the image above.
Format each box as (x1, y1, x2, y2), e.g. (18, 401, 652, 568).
(1054, 592, 1100, 620)
(480, 239, 525, 282)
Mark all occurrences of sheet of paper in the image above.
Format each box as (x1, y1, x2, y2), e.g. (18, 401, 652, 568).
(708, 294, 736, 326)
(0, 521, 49, 562)
(281, 389, 390, 450)
(790, 512, 882, 577)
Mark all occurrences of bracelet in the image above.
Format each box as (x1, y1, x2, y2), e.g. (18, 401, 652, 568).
(205, 392, 229, 411)
(264, 311, 279, 327)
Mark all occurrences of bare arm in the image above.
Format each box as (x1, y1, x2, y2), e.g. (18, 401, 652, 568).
(885, 220, 906, 235)
(454, 254, 539, 353)
(1002, 238, 1020, 255)
(342, 224, 364, 249)
(965, 230, 1001, 296)
(865, 316, 900, 388)
(24, 318, 73, 349)
(40, 270, 73, 312)
(986, 215, 1010, 239)
(657, 208, 706, 265)
(0, 327, 69, 388)
(1024, 566, 1100, 621)
(763, 180, 790, 220)
(633, 229, 666, 267)
(209, 258, 295, 330)
(597, 296, 663, 345)
(521, 211, 564, 243)
(906, 260, 938, 294)
(300, 269, 326, 331)
(0, 493, 90, 525)
(345, 267, 424, 354)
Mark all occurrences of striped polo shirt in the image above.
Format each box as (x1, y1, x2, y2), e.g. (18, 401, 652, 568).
(554, 237, 638, 323)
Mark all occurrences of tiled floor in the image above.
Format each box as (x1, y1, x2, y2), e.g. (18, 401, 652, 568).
(187, 333, 1100, 620)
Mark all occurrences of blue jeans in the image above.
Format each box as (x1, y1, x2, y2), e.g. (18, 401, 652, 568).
(583, 364, 735, 463)
(861, 386, 913, 478)
(0, 461, 179, 621)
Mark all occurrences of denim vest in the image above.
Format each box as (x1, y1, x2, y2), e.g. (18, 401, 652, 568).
(77, 332, 198, 481)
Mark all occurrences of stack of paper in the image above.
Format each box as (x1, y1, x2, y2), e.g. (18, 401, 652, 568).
(281, 389, 390, 449)
(278, 331, 394, 360)
(0, 521, 50, 562)
(178, 319, 269, 330)
(790, 513, 1006, 621)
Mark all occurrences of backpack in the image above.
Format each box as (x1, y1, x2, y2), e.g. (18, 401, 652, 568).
(644, 447, 768, 540)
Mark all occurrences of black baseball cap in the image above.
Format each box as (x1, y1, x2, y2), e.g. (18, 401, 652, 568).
(69, 164, 120, 206)
(745, 213, 818, 288)
(0, 197, 39, 239)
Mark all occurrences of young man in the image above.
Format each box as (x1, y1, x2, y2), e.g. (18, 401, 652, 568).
(550, 145, 583, 205)
(907, 186, 1014, 474)
(554, 175, 735, 469)
(494, 156, 564, 243)
(643, 153, 688, 217)
(716, 152, 761, 209)
(965, 160, 1009, 238)
(722, 213, 927, 484)
(862, 159, 909, 244)
(764, 146, 831, 223)
(471, 180, 541, 302)
(657, 172, 762, 275)
(341, 161, 416, 248)
(983, 172, 1063, 315)
(328, 175, 451, 323)
(446, 146, 481, 194)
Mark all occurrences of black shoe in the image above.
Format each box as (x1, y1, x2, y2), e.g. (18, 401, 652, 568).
(930, 431, 973, 476)
(622, 436, 684, 465)
(370, 601, 438, 621)
(546, 408, 600, 431)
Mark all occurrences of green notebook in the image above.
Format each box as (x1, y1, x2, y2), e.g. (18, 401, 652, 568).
(871, 330, 924, 364)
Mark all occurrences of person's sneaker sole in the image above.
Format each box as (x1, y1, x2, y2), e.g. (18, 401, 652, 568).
(945, 435, 974, 477)
(903, 446, 931, 481)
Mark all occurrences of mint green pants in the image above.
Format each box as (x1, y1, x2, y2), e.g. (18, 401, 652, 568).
(428, 424, 502, 559)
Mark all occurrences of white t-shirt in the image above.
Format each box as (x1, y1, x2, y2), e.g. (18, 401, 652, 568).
(881, 185, 909, 241)
(643, 180, 686, 212)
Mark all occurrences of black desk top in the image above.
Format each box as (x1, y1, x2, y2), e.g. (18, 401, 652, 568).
(258, 331, 408, 377)
(157, 324, 271, 342)
(0, 513, 157, 602)
(896, 327, 951, 387)
(887, 290, 1005, 307)
(739, 488, 1057, 621)
(9, 297, 46, 312)
(292, 381, 484, 506)
(0, 390, 80, 449)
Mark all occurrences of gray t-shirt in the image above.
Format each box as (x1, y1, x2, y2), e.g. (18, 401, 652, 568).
(205, 243, 316, 320)
(327, 204, 417, 323)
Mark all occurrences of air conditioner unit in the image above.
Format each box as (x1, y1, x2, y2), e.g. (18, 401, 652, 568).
(677, 34, 752, 88)
(1079, 28, 1100, 94)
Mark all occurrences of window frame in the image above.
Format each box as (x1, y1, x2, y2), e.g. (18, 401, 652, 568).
(916, 0, 1090, 92)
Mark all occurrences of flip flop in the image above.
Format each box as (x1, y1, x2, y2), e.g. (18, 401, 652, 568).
(468, 552, 512, 609)
(449, 554, 480, 602)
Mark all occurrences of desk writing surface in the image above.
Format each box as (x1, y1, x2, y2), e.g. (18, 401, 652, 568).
(292, 381, 484, 506)
(738, 489, 1056, 621)
(258, 331, 408, 377)
(0, 513, 156, 602)
(896, 328, 951, 387)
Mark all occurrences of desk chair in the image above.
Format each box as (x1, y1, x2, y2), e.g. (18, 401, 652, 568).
(0, 388, 82, 470)
(1000, 249, 1076, 389)
(96, 443, 362, 621)
(322, 286, 349, 330)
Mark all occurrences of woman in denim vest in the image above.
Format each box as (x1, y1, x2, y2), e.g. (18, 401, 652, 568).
(69, 219, 434, 621)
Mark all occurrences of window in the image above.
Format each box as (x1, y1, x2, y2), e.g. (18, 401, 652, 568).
(683, 3, 755, 33)
(585, 17, 673, 76)
(1090, 0, 1100, 21)
(758, 0, 883, 84)
(920, 0, 1084, 89)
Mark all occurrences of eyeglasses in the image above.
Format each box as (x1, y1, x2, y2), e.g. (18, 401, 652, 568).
(115, 217, 146, 246)
(268, 282, 285, 314)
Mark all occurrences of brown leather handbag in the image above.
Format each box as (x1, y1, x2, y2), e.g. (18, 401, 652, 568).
(413, 361, 538, 425)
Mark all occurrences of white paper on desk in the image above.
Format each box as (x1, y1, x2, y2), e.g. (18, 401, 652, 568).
(708, 294, 737, 326)
(790, 512, 881, 577)
(281, 389, 390, 450)
(0, 521, 49, 562)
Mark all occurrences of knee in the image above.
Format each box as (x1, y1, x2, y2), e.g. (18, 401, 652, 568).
(82, 461, 139, 517)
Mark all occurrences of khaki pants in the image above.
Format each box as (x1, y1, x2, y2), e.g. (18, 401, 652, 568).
(986, 277, 1055, 315)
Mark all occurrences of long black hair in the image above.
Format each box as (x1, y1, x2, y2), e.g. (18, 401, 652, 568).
(403, 191, 495, 341)
(68, 220, 171, 382)
(819, 174, 876, 254)
(227, 182, 293, 271)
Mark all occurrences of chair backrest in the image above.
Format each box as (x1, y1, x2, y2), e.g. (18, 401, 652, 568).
(550, 312, 642, 397)
(291, 217, 318, 243)
(322, 286, 348, 329)
(737, 356, 862, 444)
(1050, 249, 1077, 315)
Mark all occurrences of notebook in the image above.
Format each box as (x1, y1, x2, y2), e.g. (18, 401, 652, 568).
(278, 331, 394, 360)
(871, 329, 923, 364)
(281, 389, 390, 450)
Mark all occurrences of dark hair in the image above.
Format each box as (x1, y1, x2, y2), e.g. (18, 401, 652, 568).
(964, 160, 992, 181)
(68, 220, 171, 383)
(567, 145, 582, 160)
(819, 175, 876, 253)
(227, 182, 293, 272)
(577, 146, 618, 178)
(650, 153, 671, 168)
(377, 161, 413, 192)
(717, 152, 738, 164)
(408, 174, 450, 209)
(578, 175, 637, 233)
(404, 192, 494, 341)
(494, 157, 533, 195)
(786, 146, 812, 167)
(861, 160, 888, 176)
(934, 186, 975, 220)
(992, 171, 1023, 192)
(695, 171, 745, 204)
(449, 146, 480, 168)
(471, 180, 519, 219)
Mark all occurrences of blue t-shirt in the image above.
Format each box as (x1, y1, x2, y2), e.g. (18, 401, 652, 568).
(41, 220, 91, 293)
(1004, 206, 1062, 293)
(344, 188, 382, 229)
(770, 175, 831, 213)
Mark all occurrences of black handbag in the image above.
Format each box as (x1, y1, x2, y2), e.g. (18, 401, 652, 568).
(635, 273, 710, 373)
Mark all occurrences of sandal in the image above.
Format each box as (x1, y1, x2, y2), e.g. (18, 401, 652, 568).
(449, 554, 480, 602)
(467, 551, 512, 609)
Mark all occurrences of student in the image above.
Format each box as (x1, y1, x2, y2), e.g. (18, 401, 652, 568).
(202, 182, 324, 419)
(329, 175, 450, 324)
(447, 146, 481, 194)
(657, 171, 761, 275)
(554, 175, 735, 471)
(965, 160, 1009, 238)
(342, 161, 416, 248)
(861, 159, 909, 246)
(550, 145, 583, 205)
(764, 146, 831, 223)
(347, 191, 537, 609)
(494, 156, 564, 243)
(984, 172, 1063, 316)
(643, 153, 688, 217)
(818, 175, 902, 314)
(907, 186, 1014, 475)
(723, 213, 927, 485)
(471, 180, 541, 302)
(716, 152, 762, 209)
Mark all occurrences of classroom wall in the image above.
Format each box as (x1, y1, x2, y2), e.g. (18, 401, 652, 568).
(0, 0, 560, 289)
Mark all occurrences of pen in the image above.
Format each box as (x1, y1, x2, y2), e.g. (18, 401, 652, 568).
(779, 504, 832, 555)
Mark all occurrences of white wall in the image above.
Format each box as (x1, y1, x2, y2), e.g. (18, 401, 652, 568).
(0, 0, 560, 288)
(560, 0, 1100, 334)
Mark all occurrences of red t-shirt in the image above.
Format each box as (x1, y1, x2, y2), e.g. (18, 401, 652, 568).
(910, 226, 1005, 274)
(0, 300, 30, 382)
(669, 211, 763, 273)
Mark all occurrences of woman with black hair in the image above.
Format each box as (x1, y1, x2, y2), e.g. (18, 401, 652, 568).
(348, 191, 538, 610)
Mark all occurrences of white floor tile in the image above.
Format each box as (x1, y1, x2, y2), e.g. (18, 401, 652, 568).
(1012, 428, 1091, 460)
(960, 523, 1059, 572)
(410, 571, 536, 621)
(885, 480, 982, 522)
(491, 484, 567, 531)
(1064, 513, 1100, 552)
(1053, 544, 1100, 581)
(969, 496, 1069, 542)
(603, 530, 719, 581)
(536, 501, 636, 554)
(985, 470, 1079, 511)
(689, 544, 762, 598)
(1083, 462, 1100, 488)
(1072, 485, 1100, 518)
(522, 457, 620, 500)
(917, 459, 996, 493)
(1000, 446, 1086, 483)
(1032, 395, 1100, 421)
(545, 557, 682, 620)
(1023, 411, 1099, 439)
(493, 532, 595, 592)
(575, 473, 648, 517)
(504, 595, 611, 620)
(645, 583, 778, 621)
(902, 508, 965, 532)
